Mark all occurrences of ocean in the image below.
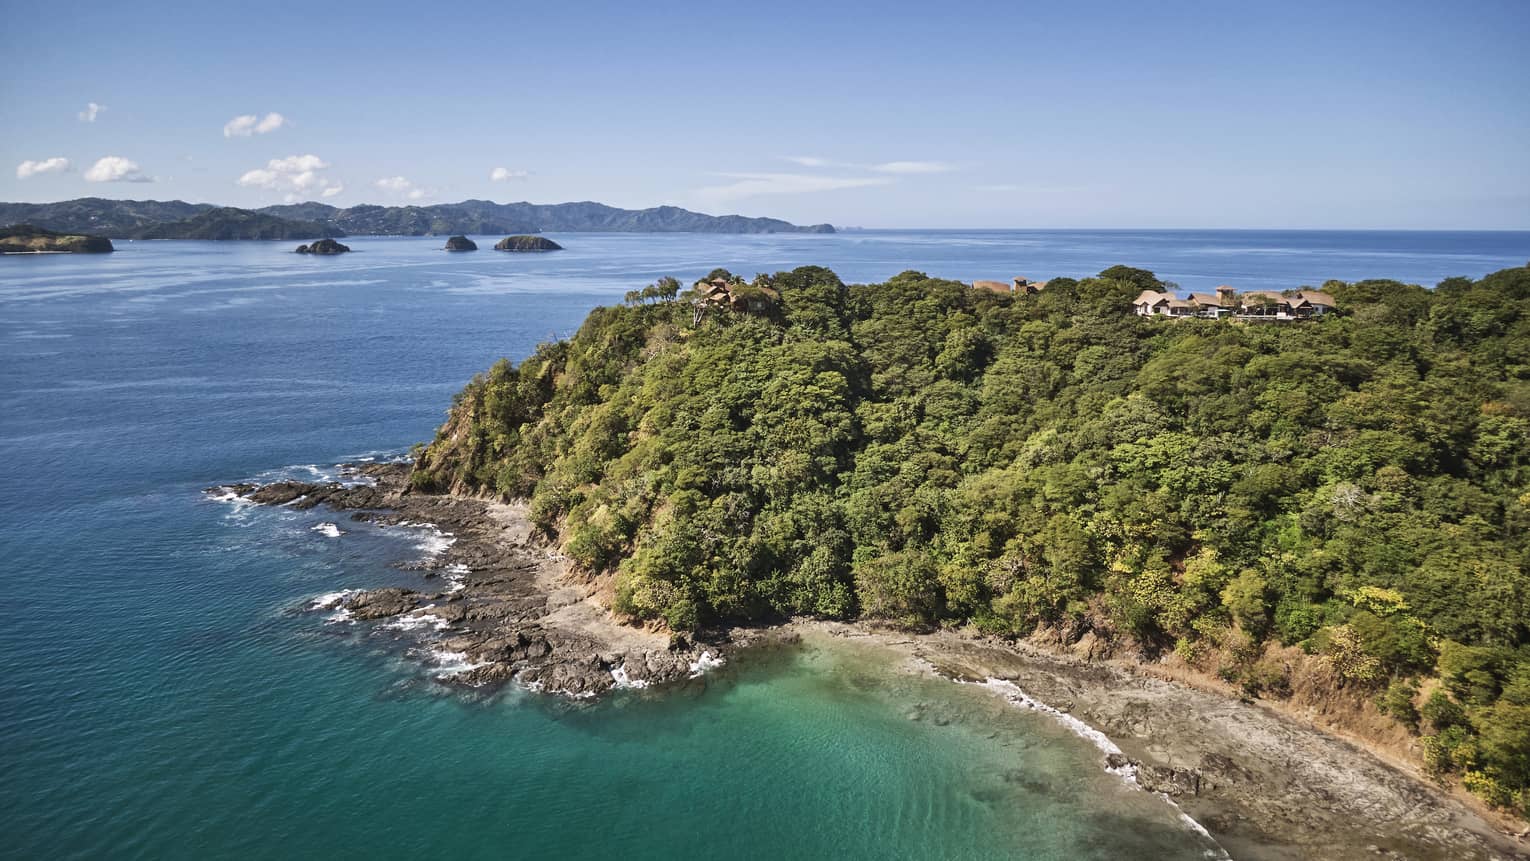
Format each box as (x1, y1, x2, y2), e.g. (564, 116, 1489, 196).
(3, 230, 1526, 859)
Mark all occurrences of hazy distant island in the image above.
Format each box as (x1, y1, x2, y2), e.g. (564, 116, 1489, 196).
(0, 224, 114, 254)
(495, 235, 563, 252)
(0, 198, 835, 240)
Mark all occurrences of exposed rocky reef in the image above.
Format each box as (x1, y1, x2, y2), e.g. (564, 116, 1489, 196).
(209, 463, 725, 697)
(444, 235, 477, 251)
(0, 224, 113, 253)
(495, 235, 562, 252)
(295, 238, 351, 255)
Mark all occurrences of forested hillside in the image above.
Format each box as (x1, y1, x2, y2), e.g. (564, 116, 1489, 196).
(414, 264, 1530, 814)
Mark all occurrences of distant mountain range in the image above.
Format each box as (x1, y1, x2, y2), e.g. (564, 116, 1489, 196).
(0, 198, 835, 240)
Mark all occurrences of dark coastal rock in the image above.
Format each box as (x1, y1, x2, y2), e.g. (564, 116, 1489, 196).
(246, 481, 312, 506)
(443, 235, 477, 251)
(1105, 753, 1203, 796)
(296, 238, 350, 255)
(347, 588, 420, 620)
(0, 224, 113, 254)
(494, 235, 562, 252)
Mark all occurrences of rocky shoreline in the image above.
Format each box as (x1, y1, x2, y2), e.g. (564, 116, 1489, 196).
(789, 623, 1528, 861)
(212, 462, 727, 696)
(214, 463, 1527, 860)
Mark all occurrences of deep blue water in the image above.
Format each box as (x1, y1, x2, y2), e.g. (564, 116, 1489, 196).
(3, 230, 1526, 859)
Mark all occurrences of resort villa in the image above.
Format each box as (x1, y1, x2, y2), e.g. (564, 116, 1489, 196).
(1131, 286, 1336, 320)
(974, 276, 1048, 295)
(967, 275, 1336, 321)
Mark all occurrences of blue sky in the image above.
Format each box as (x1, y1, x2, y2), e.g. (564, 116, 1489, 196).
(2, 0, 1527, 228)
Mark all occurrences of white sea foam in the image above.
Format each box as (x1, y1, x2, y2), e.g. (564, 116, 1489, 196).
(383, 606, 452, 633)
(969, 678, 1230, 861)
(307, 589, 358, 611)
(307, 589, 359, 624)
(393, 521, 456, 558)
(443, 563, 469, 592)
(311, 521, 344, 538)
(610, 665, 651, 689)
(688, 651, 725, 678)
(206, 486, 258, 519)
(426, 647, 487, 679)
(976, 679, 1124, 758)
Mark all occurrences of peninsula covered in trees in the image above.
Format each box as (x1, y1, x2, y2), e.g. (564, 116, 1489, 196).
(413, 263, 1530, 817)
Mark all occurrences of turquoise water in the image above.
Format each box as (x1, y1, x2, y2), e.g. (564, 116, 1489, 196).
(4, 230, 1527, 859)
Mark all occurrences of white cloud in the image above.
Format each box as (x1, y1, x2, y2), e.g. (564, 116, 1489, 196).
(976, 182, 1098, 195)
(224, 112, 288, 137)
(267, 154, 327, 173)
(695, 172, 892, 202)
(236, 153, 339, 201)
(490, 167, 529, 182)
(869, 161, 956, 175)
(780, 156, 957, 175)
(374, 175, 427, 200)
(16, 157, 71, 179)
(237, 168, 278, 187)
(78, 102, 105, 123)
(84, 156, 152, 183)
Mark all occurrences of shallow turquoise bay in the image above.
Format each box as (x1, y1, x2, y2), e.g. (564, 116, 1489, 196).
(4, 230, 1527, 859)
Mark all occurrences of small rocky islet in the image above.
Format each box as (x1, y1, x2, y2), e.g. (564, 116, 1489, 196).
(444, 235, 478, 251)
(294, 238, 351, 254)
(495, 234, 562, 252)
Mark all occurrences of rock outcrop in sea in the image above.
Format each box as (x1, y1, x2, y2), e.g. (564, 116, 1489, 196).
(494, 235, 562, 252)
(295, 238, 351, 254)
(444, 235, 477, 251)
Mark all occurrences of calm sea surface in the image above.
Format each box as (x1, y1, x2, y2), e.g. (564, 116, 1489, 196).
(3, 230, 1526, 859)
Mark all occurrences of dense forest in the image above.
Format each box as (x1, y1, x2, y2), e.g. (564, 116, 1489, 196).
(413, 263, 1530, 815)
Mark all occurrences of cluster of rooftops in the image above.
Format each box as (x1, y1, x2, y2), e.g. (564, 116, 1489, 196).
(690, 273, 1337, 322)
(1131, 285, 1336, 319)
(695, 276, 779, 311)
(971, 276, 1336, 321)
